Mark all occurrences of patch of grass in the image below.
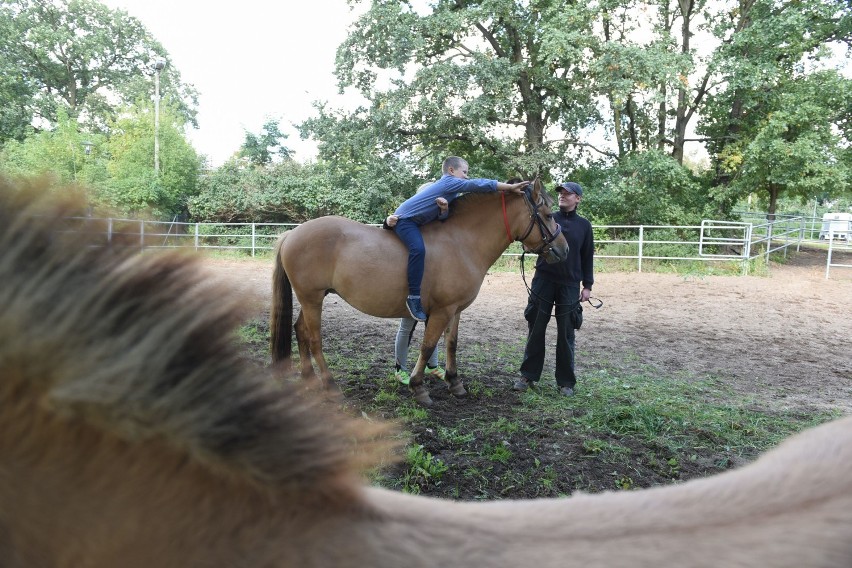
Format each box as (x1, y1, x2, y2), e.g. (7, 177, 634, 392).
(437, 426, 476, 446)
(582, 438, 628, 457)
(522, 368, 839, 459)
(492, 416, 521, 434)
(374, 388, 400, 404)
(400, 444, 449, 494)
(236, 319, 270, 359)
(465, 378, 493, 398)
(538, 464, 558, 492)
(397, 401, 429, 422)
(483, 442, 513, 464)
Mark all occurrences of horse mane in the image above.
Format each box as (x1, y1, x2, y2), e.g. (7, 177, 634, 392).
(0, 178, 393, 496)
(447, 191, 493, 216)
(447, 183, 554, 217)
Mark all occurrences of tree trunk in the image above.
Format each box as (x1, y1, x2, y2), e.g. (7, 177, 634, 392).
(711, 0, 757, 187)
(672, 0, 694, 165)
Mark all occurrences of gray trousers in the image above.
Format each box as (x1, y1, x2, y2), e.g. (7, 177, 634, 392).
(395, 318, 439, 371)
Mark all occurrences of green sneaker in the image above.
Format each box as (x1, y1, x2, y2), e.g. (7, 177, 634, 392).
(396, 369, 411, 385)
(426, 366, 446, 381)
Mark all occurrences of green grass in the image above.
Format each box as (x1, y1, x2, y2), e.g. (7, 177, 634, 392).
(399, 444, 449, 494)
(515, 367, 839, 459)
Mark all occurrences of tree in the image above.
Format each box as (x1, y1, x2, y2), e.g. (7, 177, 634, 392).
(714, 71, 852, 216)
(0, 0, 198, 141)
(0, 108, 106, 189)
(188, 152, 419, 224)
(576, 149, 710, 226)
(304, 0, 605, 179)
(699, 0, 852, 214)
(100, 103, 201, 217)
(239, 119, 293, 166)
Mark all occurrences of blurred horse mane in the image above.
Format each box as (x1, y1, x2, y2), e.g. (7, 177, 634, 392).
(0, 177, 390, 495)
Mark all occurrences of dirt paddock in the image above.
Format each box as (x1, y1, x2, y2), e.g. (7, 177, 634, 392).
(212, 248, 852, 414)
(202, 247, 851, 498)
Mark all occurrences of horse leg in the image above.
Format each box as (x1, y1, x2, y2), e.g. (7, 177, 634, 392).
(294, 310, 316, 381)
(295, 299, 338, 393)
(408, 346, 433, 407)
(409, 312, 454, 407)
(443, 313, 466, 398)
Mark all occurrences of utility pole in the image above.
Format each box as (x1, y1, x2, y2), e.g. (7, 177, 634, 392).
(153, 59, 166, 173)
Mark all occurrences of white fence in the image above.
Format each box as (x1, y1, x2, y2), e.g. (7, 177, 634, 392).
(827, 230, 852, 278)
(63, 214, 851, 279)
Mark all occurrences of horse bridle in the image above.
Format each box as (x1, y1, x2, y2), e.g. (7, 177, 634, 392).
(500, 185, 563, 256)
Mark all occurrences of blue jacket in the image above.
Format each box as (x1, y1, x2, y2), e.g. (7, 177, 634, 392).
(394, 174, 498, 225)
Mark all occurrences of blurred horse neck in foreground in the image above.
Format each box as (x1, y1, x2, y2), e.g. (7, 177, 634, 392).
(271, 181, 568, 406)
(2, 179, 852, 567)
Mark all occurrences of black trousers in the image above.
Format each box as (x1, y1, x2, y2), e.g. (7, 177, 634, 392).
(520, 276, 579, 388)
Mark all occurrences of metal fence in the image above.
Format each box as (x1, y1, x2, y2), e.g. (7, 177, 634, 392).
(63, 213, 851, 279)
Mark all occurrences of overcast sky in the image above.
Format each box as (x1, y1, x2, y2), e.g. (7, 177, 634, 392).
(101, 0, 361, 166)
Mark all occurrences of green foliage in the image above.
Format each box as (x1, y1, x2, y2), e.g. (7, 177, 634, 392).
(191, 138, 425, 224)
(0, 0, 198, 138)
(298, 0, 849, 223)
(239, 119, 293, 166)
(307, 0, 603, 178)
(699, 0, 852, 213)
(725, 72, 852, 213)
(0, 109, 107, 190)
(0, 103, 200, 218)
(402, 444, 449, 495)
(579, 150, 711, 226)
(189, 159, 337, 223)
(98, 104, 200, 217)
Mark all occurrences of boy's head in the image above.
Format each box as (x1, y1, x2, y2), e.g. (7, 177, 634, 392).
(442, 156, 469, 180)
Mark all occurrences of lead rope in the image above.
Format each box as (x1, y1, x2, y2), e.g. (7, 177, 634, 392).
(519, 251, 603, 317)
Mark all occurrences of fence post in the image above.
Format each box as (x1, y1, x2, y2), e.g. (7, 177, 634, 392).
(797, 217, 804, 252)
(826, 231, 834, 279)
(140, 220, 144, 252)
(194, 223, 199, 251)
(741, 223, 752, 275)
(765, 222, 772, 264)
(107, 218, 113, 245)
(251, 223, 256, 257)
(638, 226, 644, 273)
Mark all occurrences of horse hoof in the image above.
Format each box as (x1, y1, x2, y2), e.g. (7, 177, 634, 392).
(447, 377, 467, 398)
(410, 383, 434, 407)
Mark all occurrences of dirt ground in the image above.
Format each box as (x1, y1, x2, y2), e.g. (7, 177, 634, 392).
(212, 248, 852, 411)
(207, 247, 852, 498)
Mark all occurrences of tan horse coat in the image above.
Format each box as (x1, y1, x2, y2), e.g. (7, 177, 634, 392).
(2, 180, 851, 567)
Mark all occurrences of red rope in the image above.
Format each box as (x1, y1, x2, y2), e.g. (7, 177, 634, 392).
(501, 192, 513, 244)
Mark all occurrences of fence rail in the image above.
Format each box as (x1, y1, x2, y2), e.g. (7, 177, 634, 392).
(63, 214, 851, 279)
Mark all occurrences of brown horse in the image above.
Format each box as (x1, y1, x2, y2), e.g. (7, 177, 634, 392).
(3, 180, 852, 567)
(271, 180, 568, 406)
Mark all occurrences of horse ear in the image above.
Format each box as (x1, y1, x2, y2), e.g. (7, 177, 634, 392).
(533, 178, 542, 198)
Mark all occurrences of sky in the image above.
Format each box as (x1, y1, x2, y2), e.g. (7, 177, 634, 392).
(101, 0, 362, 166)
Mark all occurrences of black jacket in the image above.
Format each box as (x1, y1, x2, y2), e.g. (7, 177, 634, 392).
(533, 209, 594, 289)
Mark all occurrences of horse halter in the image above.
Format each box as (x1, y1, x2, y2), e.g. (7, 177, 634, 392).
(501, 185, 562, 257)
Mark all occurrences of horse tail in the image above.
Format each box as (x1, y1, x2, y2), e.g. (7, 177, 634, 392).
(270, 235, 293, 366)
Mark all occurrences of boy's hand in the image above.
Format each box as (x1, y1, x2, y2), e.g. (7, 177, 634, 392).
(436, 197, 448, 213)
(385, 215, 399, 228)
(498, 180, 531, 195)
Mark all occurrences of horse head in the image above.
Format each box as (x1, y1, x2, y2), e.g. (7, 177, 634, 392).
(519, 178, 569, 263)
